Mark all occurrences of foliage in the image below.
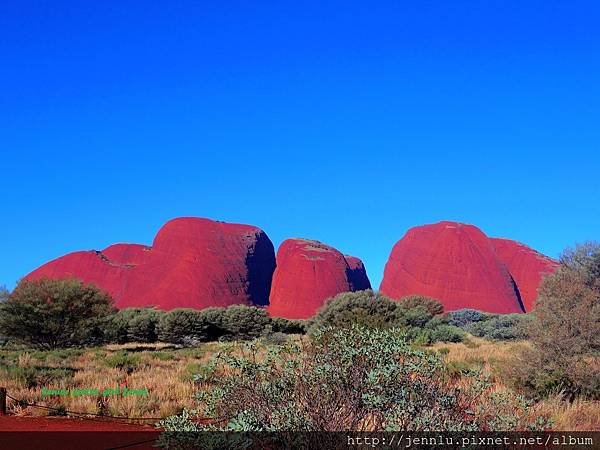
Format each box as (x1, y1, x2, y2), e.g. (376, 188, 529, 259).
(218, 305, 271, 340)
(307, 290, 461, 344)
(464, 314, 531, 341)
(270, 317, 306, 334)
(127, 309, 162, 343)
(447, 309, 488, 327)
(507, 242, 600, 400)
(161, 326, 550, 433)
(0, 278, 115, 349)
(308, 290, 409, 332)
(105, 308, 164, 344)
(399, 295, 445, 315)
(157, 309, 218, 345)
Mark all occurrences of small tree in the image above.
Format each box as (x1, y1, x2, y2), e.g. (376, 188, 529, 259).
(507, 242, 600, 400)
(0, 278, 116, 348)
(157, 309, 218, 345)
(128, 309, 163, 343)
(219, 305, 270, 340)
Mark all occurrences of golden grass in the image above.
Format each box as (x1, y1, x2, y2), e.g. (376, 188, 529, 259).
(0, 343, 224, 422)
(430, 336, 600, 431)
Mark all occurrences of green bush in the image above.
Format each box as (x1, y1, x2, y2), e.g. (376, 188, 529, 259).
(270, 317, 306, 334)
(105, 308, 160, 344)
(307, 290, 461, 344)
(219, 305, 271, 340)
(447, 309, 487, 327)
(160, 325, 547, 435)
(157, 309, 218, 345)
(308, 290, 404, 333)
(464, 314, 531, 341)
(128, 309, 163, 343)
(398, 295, 445, 315)
(0, 278, 115, 349)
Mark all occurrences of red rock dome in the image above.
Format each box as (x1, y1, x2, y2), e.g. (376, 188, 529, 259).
(25, 217, 276, 310)
(380, 221, 525, 313)
(268, 239, 372, 319)
(491, 238, 559, 312)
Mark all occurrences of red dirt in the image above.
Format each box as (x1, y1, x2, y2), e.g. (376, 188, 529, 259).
(380, 221, 525, 313)
(25, 217, 276, 311)
(491, 238, 559, 312)
(0, 416, 159, 450)
(268, 239, 371, 319)
(0, 415, 154, 431)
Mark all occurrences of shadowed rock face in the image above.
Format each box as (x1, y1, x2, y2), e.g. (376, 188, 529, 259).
(268, 239, 372, 319)
(25, 217, 276, 310)
(380, 221, 526, 314)
(491, 238, 559, 312)
(345, 255, 372, 291)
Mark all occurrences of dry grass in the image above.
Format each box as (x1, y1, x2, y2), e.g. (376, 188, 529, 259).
(430, 336, 600, 431)
(0, 343, 225, 422)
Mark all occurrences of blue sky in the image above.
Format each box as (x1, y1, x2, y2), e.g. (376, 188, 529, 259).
(1, 1, 599, 290)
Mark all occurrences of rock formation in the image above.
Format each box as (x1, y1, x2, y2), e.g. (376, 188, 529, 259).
(380, 221, 525, 313)
(25, 217, 276, 310)
(491, 238, 559, 312)
(268, 239, 372, 319)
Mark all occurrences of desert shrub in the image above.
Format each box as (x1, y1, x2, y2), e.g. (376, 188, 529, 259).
(270, 317, 306, 334)
(308, 290, 462, 343)
(160, 325, 548, 435)
(308, 290, 404, 333)
(464, 314, 531, 341)
(218, 305, 271, 340)
(506, 242, 600, 400)
(448, 309, 488, 327)
(128, 309, 163, 343)
(105, 308, 160, 344)
(399, 295, 445, 315)
(0, 278, 115, 349)
(157, 309, 218, 345)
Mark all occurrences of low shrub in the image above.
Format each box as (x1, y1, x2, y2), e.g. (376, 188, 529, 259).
(447, 309, 488, 327)
(308, 291, 459, 344)
(399, 295, 445, 315)
(464, 314, 531, 341)
(160, 325, 549, 434)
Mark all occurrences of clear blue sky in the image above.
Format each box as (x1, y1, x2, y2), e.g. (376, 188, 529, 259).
(2, 1, 599, 290)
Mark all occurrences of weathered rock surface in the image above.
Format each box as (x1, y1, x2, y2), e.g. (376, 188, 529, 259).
(380, 221, 525, 313)
(491, 238, 559, 312)
(25, 217, 276, 310)
(268, 239, 372, 319)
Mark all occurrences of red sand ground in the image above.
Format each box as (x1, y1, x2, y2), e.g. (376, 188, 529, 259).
(0, 416, 159, 450)
(380, 221, 525, 313)
(25, 217, 276, 311)
(268, 238, 371, 319)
